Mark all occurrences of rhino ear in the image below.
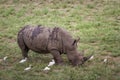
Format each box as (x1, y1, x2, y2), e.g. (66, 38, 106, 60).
(72, 38, 80, 46)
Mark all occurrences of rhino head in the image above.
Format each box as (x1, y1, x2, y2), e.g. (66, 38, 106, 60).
(68, 51, 92, 66)
(67, 38, 91, 66)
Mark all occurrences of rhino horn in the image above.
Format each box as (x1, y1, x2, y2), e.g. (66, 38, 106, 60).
(83, 55, 93, 62)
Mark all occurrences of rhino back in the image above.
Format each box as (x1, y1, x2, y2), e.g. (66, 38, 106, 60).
(22, 25, 51, 53)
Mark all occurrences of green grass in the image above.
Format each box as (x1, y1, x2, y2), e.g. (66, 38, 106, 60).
(0, 0, 120, 80)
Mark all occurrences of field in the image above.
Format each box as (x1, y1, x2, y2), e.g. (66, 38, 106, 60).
(0, 0, 120, 80)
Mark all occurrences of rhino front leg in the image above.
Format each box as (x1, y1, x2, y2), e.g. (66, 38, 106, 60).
(50, 50, 63, 65)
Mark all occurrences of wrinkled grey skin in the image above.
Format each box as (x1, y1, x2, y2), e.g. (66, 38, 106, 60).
(17, 25, 90, 66)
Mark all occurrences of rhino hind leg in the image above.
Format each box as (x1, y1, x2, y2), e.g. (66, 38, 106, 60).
(21, 47, 29, 58)
(18, 42, 29, 58)
(50, 50, 63, 65)
(17, 34, 29, 58)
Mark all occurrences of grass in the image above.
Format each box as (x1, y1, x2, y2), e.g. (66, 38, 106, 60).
(0, 0, 120, 80)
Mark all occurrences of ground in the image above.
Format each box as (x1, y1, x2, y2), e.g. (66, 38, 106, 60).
(0, 0, 120, 80)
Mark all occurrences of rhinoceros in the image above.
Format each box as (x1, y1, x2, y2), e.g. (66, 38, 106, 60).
(17, 25, 91, 66)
